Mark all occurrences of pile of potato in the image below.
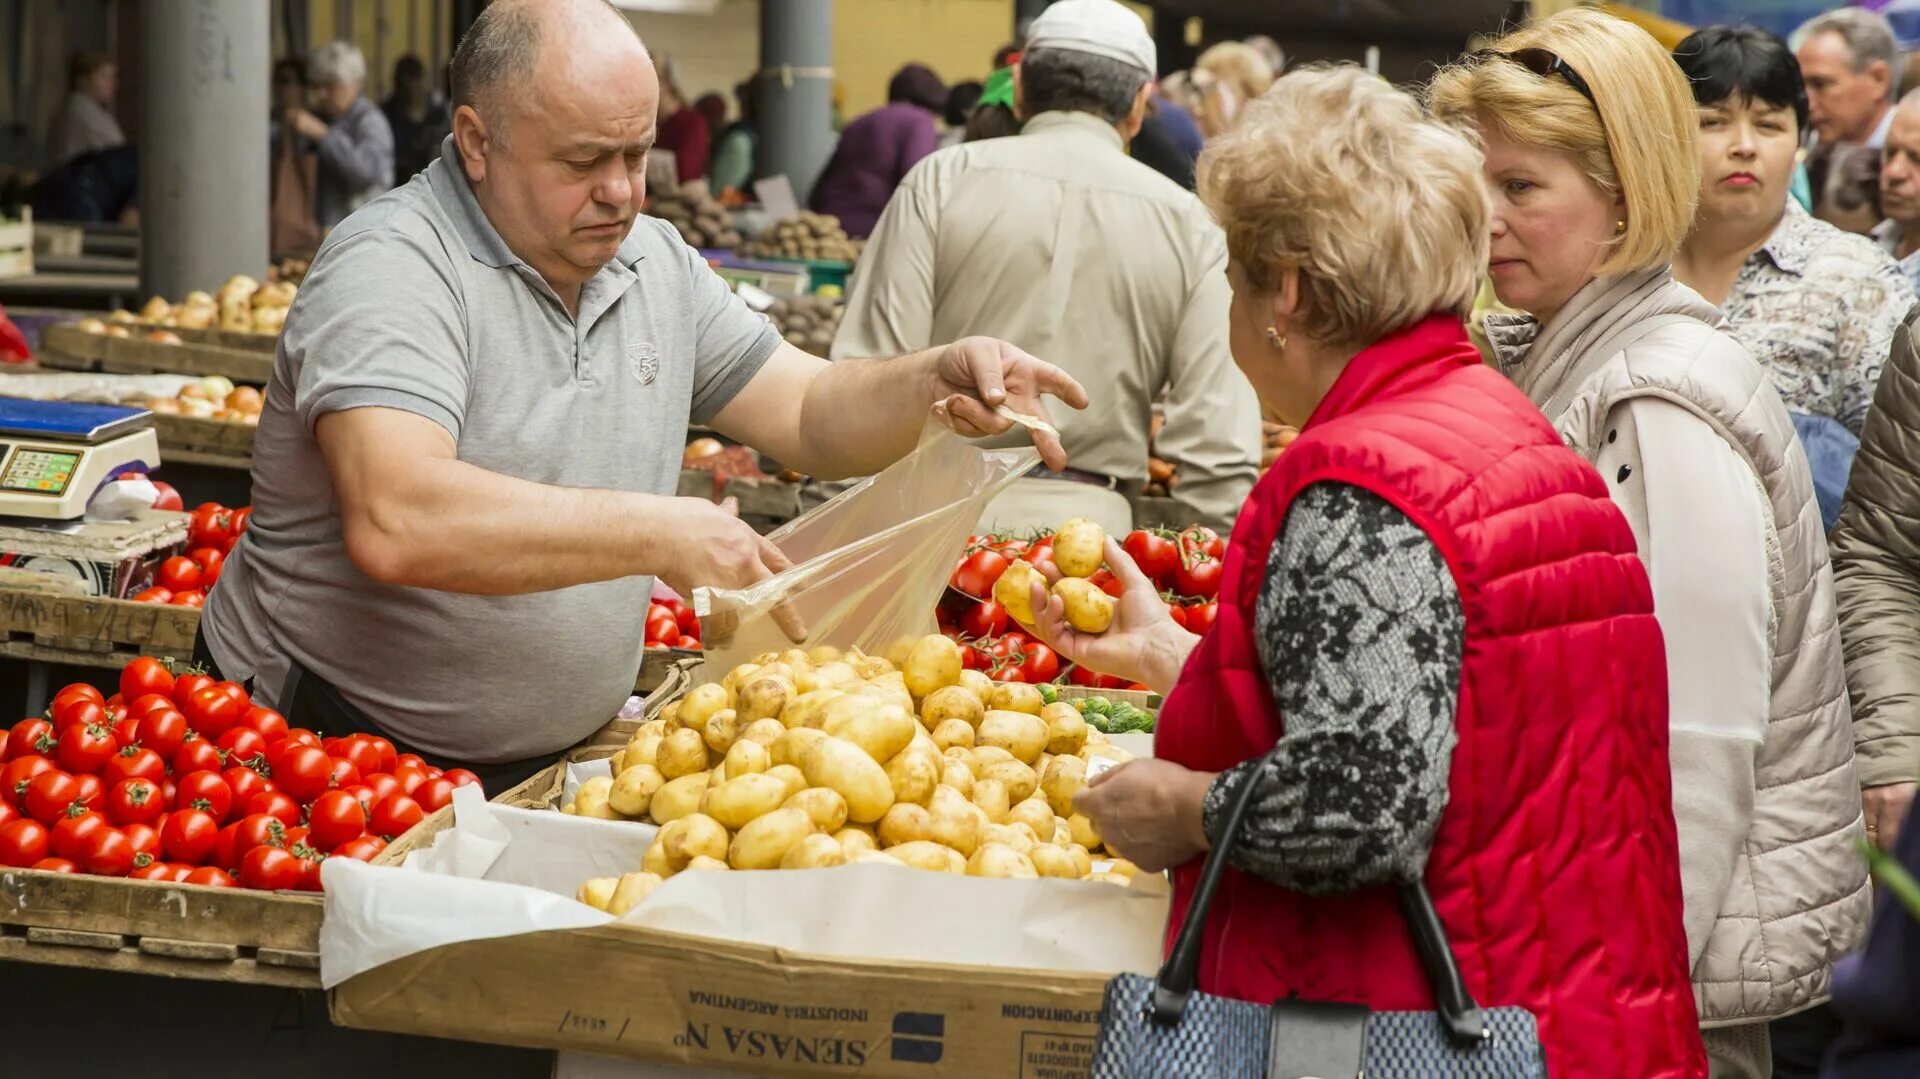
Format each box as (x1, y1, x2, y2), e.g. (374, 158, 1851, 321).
(650, 190, 742, 250)
(110, 275, 297, 335)
(742, 213, 861, 263)
(128, 376, 263, 424)
(769, 294, 843, 354)
(570, 637, 1143, 916)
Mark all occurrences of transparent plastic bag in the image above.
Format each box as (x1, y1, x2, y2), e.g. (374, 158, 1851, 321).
(693, 424, 1039, 674)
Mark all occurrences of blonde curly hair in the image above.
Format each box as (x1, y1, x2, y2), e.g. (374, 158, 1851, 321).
(1197, 65, 1490, 349)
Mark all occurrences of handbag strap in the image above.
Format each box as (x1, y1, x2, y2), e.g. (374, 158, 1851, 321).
(1149, 769, 1488, 1050)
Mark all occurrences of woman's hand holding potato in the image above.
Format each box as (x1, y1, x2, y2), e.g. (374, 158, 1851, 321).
(1027, 537, 1198, 695)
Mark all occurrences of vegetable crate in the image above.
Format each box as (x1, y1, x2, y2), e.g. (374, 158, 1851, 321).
(0, 587, 199, 668)
(151, 413, 255, 471)
(0, 210, 32, 280)
(37, 323, 273, 385)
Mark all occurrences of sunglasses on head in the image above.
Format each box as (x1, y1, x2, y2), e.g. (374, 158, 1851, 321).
(1484, 47, 1598, 111)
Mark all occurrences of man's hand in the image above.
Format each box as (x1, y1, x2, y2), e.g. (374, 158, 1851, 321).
(1071, 758, 1216, 873)
(288, 107, 330, 141)
(929, 337, 1089, 472)
(1864, 781, 1917, 850)
(650, 497, 805, 641)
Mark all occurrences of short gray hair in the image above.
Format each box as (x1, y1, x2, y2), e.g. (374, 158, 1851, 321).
(1018, 47, 1149, 125)
(1794, 8, 1898, 80)
(450, 0, 643, 146)
(308, 41, 367, 88)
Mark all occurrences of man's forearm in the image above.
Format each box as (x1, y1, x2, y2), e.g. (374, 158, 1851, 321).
(791, 347, 943, 478)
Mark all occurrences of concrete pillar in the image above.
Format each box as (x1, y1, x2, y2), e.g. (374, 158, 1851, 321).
(757, 0, 834, 208)
(1014, 0, 1053, 42)
(141, 0, 270, 299)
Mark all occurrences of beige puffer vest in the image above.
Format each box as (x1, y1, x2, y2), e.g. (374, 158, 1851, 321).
(1485, 268, 1871, 1025)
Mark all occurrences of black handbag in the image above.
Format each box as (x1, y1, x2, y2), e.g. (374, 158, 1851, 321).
(1089, 770, 1549, 1078)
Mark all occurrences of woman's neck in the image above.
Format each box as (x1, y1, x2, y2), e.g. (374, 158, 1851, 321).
(1676, 205, 1783, 305)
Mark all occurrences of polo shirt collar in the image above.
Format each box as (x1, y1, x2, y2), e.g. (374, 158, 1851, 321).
(428, 135, 650, 274)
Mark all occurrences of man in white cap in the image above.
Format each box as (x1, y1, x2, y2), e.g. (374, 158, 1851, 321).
(833, 0, 1259, 535)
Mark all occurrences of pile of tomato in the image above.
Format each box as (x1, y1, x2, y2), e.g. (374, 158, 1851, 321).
(0, 657, 480, 891)
(645, 595, 702, 651)
(938, 526, 1225, 688)
(132, 501, 252, 608)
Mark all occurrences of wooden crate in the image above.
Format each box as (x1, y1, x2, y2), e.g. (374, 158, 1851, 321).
(38, 322, 273, 385)
(0, 587, 198, 668)
(151, 412, 254, 470)
(0, 867, 322, 988)
(0, 210, 33, 281)
(634, 647, 699, 693)
(166, 324, 281, 355)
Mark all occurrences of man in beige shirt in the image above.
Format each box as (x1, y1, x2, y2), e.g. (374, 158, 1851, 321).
(832, 0, 1259, 533)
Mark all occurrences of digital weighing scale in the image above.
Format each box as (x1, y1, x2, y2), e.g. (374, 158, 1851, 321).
(0, 399, 158, 521)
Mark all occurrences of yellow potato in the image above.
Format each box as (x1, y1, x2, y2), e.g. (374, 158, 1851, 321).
(710, 762, 730, 785)
(609, 764, 666, 818)
(685, 855, 731, 872)
(796, 660, 860, 694)
(572, 776, 620, 820)
(877, 802, 933, 847)
(605, 748, 629, 776)
(680, 683, 729, 730)
(1068, 812, 1103, 851)
(642, 839, 673, 877)
(651, 707, 678, 734)
(721, 664, 764, 702)
(979, 710, 1049, 765)
(657, 727, 712, 780)
(772, 726, 830, 768)
(724, 738, 771, 777)
(702, 772, 790, 830)
(1084, 871, 1128, 886)
(649, 772, 711, 824)
(982, 822, 1038, 855)
(849, 849, 905, 867)
(1067, 843, 1094, 876)
(624, 731, 664, 769)
(729, 807, 816, 870)
(780, 832, 848, 869)
(847, 650, 894, 680)
(702, 709, 743, 755)
(561, 802, 579, 815)
(1029, 844, 1080, 879)
(737, 676, 796, 724)
(780, 689, 844, 730)
(834, 826, 879, 857)
(740, 718, 787, 749)
(885, 747, 941, 807)
(907, 727, 942, 759)
(929, 718, 975, 753)
(607, 871, 664, 915)
(807, 645, 844, 664)
(826, 702, 916, 764)
(1106, 858, 1142, 880)
(1050, 577, 1115, 633)
(782, 786, 850, 832)
(985, 682, 1045, 715)
(979, 758, 1039, 803)
(967, 843, 1039, 878)
(1052, 819, 1073, 847)
(970, 744, 1016, 770)
(764, 763, 809, 801)
(1042, 702, 1089, 756)
(971, 777, 1011, 823)
(888, 840, 966, 873)
(1052, 518, 1106, 578)
(1041, 754, 1087, 817)
(1007, 796, 1056, 839)
(943, 745, 974, 766)
(881, 636, 916, 670)
(993, 559, 1047, 626)
(929, 801, 981, 856)
(920, 686, 985, 731)
(902, 634, 964, 699)
(659, 813, 730, 870)
(801, 737, 896, 823)
(577, 876, 617, 910)
(939, 758, 976, 796)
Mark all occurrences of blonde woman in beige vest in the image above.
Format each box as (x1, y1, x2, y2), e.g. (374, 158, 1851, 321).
(1431, 10, 1870, 1078)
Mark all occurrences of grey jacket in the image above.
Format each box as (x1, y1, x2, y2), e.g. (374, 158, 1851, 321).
(314, 97, 394, 230)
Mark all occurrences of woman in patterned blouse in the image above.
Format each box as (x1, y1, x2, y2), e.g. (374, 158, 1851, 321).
(1672, 27, 1916, 525)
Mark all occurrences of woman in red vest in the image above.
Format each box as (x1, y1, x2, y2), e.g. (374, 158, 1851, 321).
(1024, 66, 1705, 1077)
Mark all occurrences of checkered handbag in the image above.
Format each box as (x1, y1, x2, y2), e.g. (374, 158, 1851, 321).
(1088, 774, 1548, 1079)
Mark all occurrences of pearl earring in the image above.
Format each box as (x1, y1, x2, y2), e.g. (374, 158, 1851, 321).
(1615, 219, 1627, 234)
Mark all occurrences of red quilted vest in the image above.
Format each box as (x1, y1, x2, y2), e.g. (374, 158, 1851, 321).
(1154, 316, 1704, 1078)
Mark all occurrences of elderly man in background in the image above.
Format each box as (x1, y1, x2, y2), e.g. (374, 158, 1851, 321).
(834, 0, 1260, 535)
(284, 41, 394, 230)
(1877, 90, 1920, 292)
(1796, 8, 1899, 149)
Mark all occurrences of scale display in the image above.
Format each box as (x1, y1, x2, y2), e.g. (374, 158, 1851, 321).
(0, 448, 82, 495)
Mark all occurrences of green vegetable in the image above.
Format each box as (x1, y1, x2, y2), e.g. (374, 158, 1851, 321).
(1080, 698, 1113, 718)
(1038, 684, 1059, 705)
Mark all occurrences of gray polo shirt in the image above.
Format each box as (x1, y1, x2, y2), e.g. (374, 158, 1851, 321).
(203, 139, 779, 763)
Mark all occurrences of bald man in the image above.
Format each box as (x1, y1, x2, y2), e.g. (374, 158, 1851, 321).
(200, 0, 1085, 786)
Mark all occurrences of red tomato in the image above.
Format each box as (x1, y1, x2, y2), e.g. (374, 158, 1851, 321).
(333, 736, 381, 779)
(181, 685, 245, 739)
(958, 599, 1009, 638)
(950, 549, 1010, 598)
(279, 728, 322, 750)
(103, 745, 166, 786)
(294, 849, 326, 892)
(118, 657, 175, 702)
(232, 813, 287, 856)
(170, 672, 215, 707)
(1018, 643, 1060, 684)
(0, 799, 13, 826)
(130, 587, 173, 604)
(246, 791, 301, 827)
(215, 727, 268, 768)
(307, 790, 366, 851)
(271, 744, 331, 803)
(364, 736, 398, 774)
(187, 547, 225, 587)
(30, 857, 77, 874)
(996, 666, 1028, 684)
(222, 766, 270, 807)
(395, 753, 427, 770)
(332, 834, 387, 862)
(161, 809, 219, 864)
(50, 811, 106, 862)
(1167, 604, 1189, 630)
(182, 866, 235, 888)
(211, 823, 243, 869)
(128, 861, 173, 881)
(5, 718, 54, 761)
(155, 556, 203, 593)
(1122, 530, 1182, 586)
(326, 757, 361, 792)
(992, 538, 1029, 561)
(1067, 663, 1100, 688)
(111, 716, 141, 747)
(122, 822, 162, 864)
(158, 777, 176, 811)
(1184, 602, 1218, 636)
(645, 618, 681, 648)
(175, 770, 234, 823)
(1089, 568, 1124, 599)
(413, 777, 456, 813)
(188, 503, 235, 550)
(149, 480, 183, 512)
(361, 771, 403, 808)
(105, 778, 164, 827)
(442, 768, 481, 791)
(71, 773, 102, 810)
(960, 643, 988, 671)
(369, 794, 424, 839)
(56, 722, 117, 775)
(1027, 538, 1056, 568)
(0, 819, 50, 866)
(172, 735, 224, 776)
(675, 606, 701, 640)
(238, 845, 302, 891)
(167, 591, 205, 608)
(229, 506, 252, 537)
(50, 685, 105, 725)
(50, 698, 105, 736)
(237, 706, 288, 742)
(135, 707, 189, 762)
(679, 640, 702, 652)
(1171, 558, 1222, 600)
(126, 693, 176, 719)
(340, 784, 376, 820)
